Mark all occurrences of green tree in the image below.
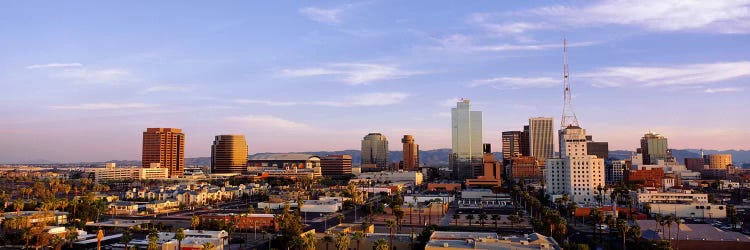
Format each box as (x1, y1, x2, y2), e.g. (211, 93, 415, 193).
(121, 229, 133, 250)
(302, 233, 317, 250)
(478, 213, 488, 227)
(491, 214, 500, 229)
(201, 241, 216, 250)
(386, 219, 396, 250)
(335, 232, 351, 250)
(175, 228, 186, 250)
(323, 235, 334, 250)
(616, 219, 629, 250)
(147, 229, 160, 250)
(351, 231, 365, 250)
(466, 214, 475, 226)
(452, 213, 460, 226)
(65, 227, 78, 248)
(374, 239, 389, 250)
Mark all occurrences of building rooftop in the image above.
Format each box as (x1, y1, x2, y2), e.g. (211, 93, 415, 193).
(637, 220, 750, 242)
(249, 153, 320, 161)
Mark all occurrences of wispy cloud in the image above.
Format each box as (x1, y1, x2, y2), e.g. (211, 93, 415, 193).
(432, 33, 597, 52)
(471, 77, 558, 89)
(280, 63, 423, 85)
(54, 68, 131, 84)
(299, 4, 353, 24)
(581, 61, 750, 87)
(144, 85, 193, 93)
(439, 98, 463, 107)
(226, 115, 311, 130)
(705, 87, 743, 94)
(49, 102, 156, 110)
(473, 0, 750, 34)
(235, 92, 410, 108)
(26, 63, 83, 69)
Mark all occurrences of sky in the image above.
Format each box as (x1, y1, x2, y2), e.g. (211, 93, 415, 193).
(1, 1, 749, 163)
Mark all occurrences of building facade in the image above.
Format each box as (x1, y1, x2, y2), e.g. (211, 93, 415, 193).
(707, 154, 732, 169)
(451, 100, 483, 180)
(320, 155, 353, 176)
(401, 135, 419, 171)
(586, 135, 609, 160)
(529, 117, 554, 166)
(211, 135, 248, 174)
(640, 132, 669, 165)
(361, 133, 389, 169)
(142, 128, 185, 177)
(546, 126, 605, 203)
(508, 156, 541, 181)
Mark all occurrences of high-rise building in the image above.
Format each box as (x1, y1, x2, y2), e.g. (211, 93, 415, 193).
(640, 132, 670, 164)
(684, 158, 706, 172)
(529, 117, 554, 165)
(450, 99, 483, 180)
(361, 133, 389, 169)
(586, 135, 609, 160)
(707, 154, 732, 169)
(401, 135, 419, 171)
(546, 126, 605, 203)
(321, 155, 353, 176)
(520, 126, 530, 157)
(502, 131, 523, 162)
(211, 135, 248, 174)
(142, 128, 185, 178)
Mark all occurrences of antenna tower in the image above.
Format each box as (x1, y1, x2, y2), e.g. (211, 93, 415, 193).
(561, 38, 580, 128)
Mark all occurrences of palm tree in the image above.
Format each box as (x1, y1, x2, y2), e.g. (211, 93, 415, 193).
(407, 203, 414, 225)
(452, 213, 460, 226)
(335, 232, 351, 250)
(338, 213, 345, 225)
(121, 229, 133, 250)
(50, 234, 64, 250)
(478, 213, 488, 227)
(374, 239, 389, 250)
(508, 215, 520, 228)
(147, 229, 160, 250)
(629, 224, 642, 244)
(491, 214, 500, 229)
(13, 199, 23, 215)
(323, 235, 334, 250)
(191, 215, 200, 230)
(675, 217, 682, 250)
(386, 219, 396, 250)
(65, 227, 78, 248)
(616, 219, 629, 250)
(175, 228, 186, 250)
(351, 231, 365, 250)
(201, 242, 216, 250)
(466, 214, 475, 226)
(302, 233, 317, 250)
(426, 203, 433, 225)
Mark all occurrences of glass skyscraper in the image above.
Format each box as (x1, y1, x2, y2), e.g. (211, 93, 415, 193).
(451, 100, 482, 180)
(529, 117, 554, 165)
(361, 133, 389, 169)
(211, 134, 249, 174)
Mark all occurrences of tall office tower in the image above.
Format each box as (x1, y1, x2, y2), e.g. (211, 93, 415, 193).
(401, 135, 419, 171)
(142, 128, 185, 178)
(529, 117, 554, 165)
(211, 135, 248, 174)
(361, 133, 389, 169)
(502, 131, 523, 162)
(585, 135, 609, 160)
(707, 154, 732, 169)
(546, 126, 605, 203)
(450, 99, 483, 180)
(640, 132, 670, 164)
(520, 126, 531, 157)
(321, 155, 353, 176)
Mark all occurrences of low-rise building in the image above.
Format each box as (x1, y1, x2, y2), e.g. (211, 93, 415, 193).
(357, 171, 423, 185)
(424, 231, 560, 250)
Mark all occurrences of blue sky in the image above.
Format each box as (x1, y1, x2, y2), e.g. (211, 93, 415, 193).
(1, 1, 749, 162)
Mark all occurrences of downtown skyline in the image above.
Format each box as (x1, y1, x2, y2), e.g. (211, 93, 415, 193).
(1, 1, 749, 162)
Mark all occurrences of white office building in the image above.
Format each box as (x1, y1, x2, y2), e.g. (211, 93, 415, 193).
(545, 126, 604, 203)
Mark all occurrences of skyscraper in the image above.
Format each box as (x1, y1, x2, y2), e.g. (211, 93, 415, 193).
(321, 155, 353, 176)
(707, 154, 732, 169)
(451, 99, 483, 180)
(586, 135, 609, 160)
(640, 132, 669, 164)
(546, 126, 605, 203)
(361, 133, 389, 169)
(401, 135, 419, 171)
(502, 131, 522, 161)
(529, 117, 554, 165)
(211, 135, 248, 174)
(520, 126, 531, 157)
(142, 128, 185, 178)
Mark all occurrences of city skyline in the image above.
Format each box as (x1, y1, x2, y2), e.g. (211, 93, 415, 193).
(1, 1, 749, 162)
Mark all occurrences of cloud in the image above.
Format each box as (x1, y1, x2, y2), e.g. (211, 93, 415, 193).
(144, 85, 192, 93)
(49, 102, 156, 110)
(705, 87, 743, 93)
(53, 68, 131, 84)
(471, 77, 559, 89)
(26, 63, 83, 69)
(299, 5, 351, 24)
(581, 61, 750, 87)
(432, 33, 598, 52)
(474, 0, 750, 34)
(226, 115, 311, 130)
(439, 98, 463, 107)
(280, 63, 423, 85)
(235, 92, 410, 107)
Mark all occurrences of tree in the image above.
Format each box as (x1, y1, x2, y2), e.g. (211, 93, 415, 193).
(302, 233, 317, 250)
(338, 213, 345, 225)
(351, 231, 365, 250)
(148, 229, 160, 250)
(452, 213, 460, 226)
(386, 219, 397, 250)
(628, 224, 642, 244)
(65, 227, 79, 248)
(201, 242, 216, 250)
(426, 203, 433, 225)
(616, 219, 629, 250)
(478, 213, 488, 227)
(50, 234, 64, 250)
(175, 228, 186, 250)
(323, 235, 334, 250)
(408, 203, 414, 226)
(508, 215, 522, 229)
(374, 239, 389, 250)
(675, 217, 682, 250)
(335, 232, 351, 250)
(13, 199, 23, 215)
(191, 216, 200, 230)
(121, 229, 133, 250)
(466, 214, 475, 226)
